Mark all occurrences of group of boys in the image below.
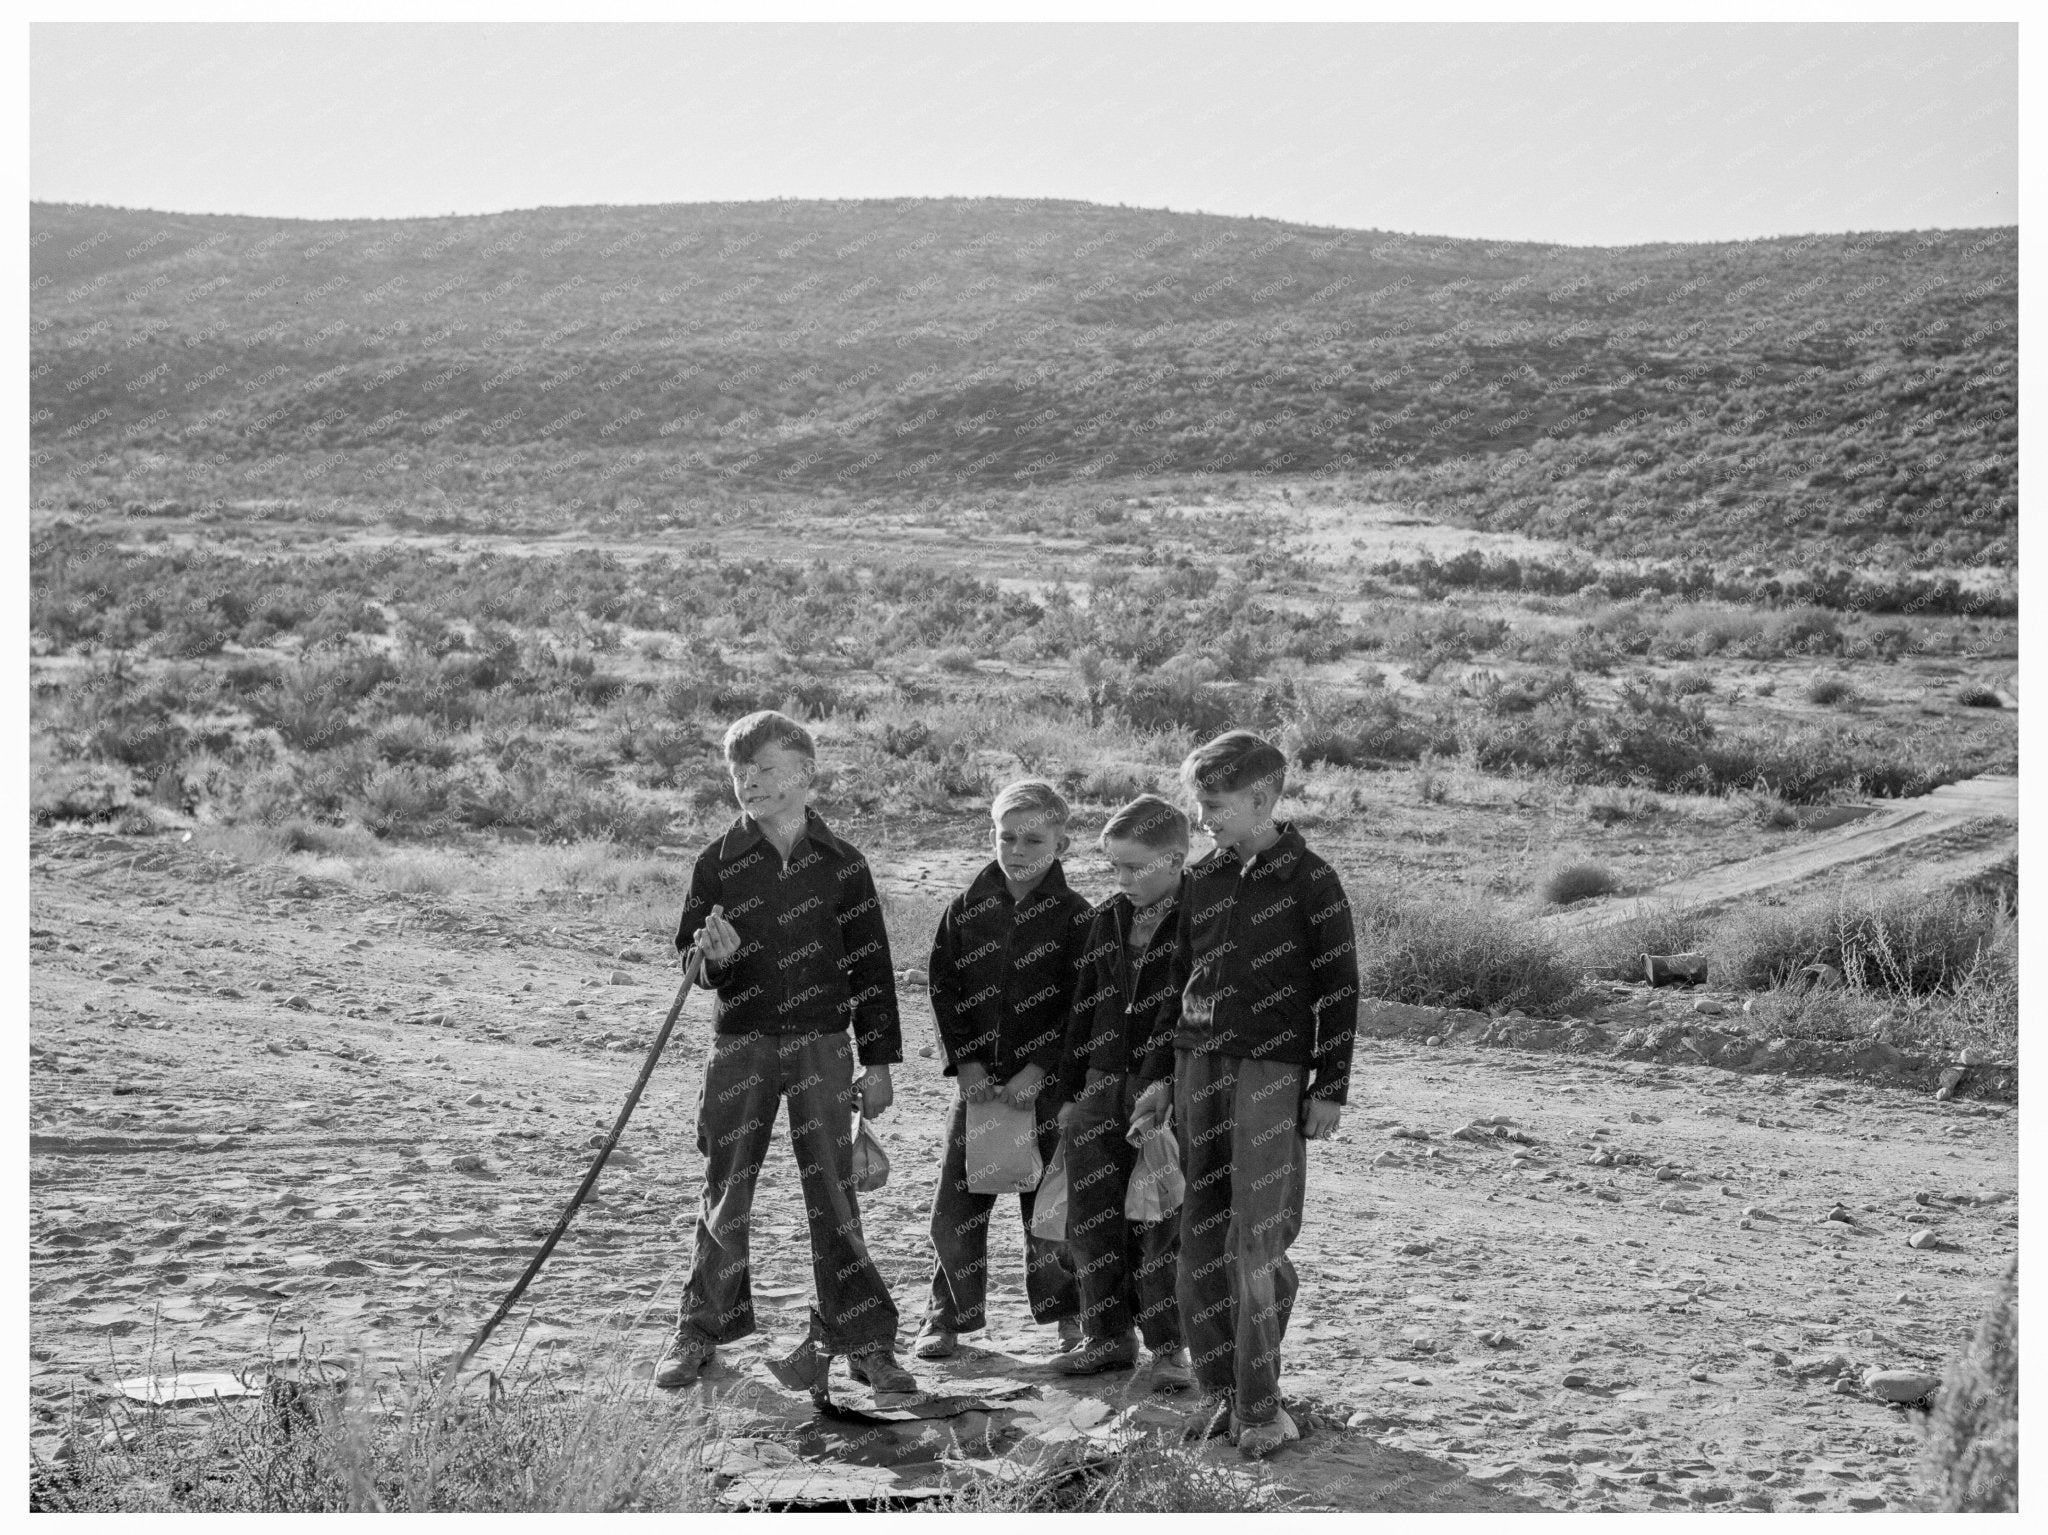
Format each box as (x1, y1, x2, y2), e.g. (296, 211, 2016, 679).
(656, 709, 1357, 1459)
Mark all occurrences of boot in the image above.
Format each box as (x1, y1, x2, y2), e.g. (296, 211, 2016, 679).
(1053, 1331, 1139, 1376)
(653, 1330, 716, 1390)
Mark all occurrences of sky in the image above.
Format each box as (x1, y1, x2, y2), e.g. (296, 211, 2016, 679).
(29, 22, 2018, 248)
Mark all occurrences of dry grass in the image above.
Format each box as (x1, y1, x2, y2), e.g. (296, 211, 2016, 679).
(32, 1361, 718, 1513)
(1355, 888, 1585, 1017)
(31, 1345, 1285, 1515)
(1919, 1260, 2017, 1511)
(1714, 885, 2008, 997)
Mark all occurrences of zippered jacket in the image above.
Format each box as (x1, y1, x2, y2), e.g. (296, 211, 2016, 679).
(1060, 891, 1182, 1104)
(673, 808, 902, 1066)
(1137, 822, 1358, 1104)
(927, 859, 1095, 1089)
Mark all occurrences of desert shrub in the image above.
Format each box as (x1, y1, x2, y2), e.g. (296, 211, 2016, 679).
(454, 765, 675, 845)
(1956, 682, 2003, 708)
(1069, 758, 1162, 805)
(293, 741, 382, 815)
(933, 646, 980, 674)
(372, 716, 463, 769)
(1803, 674, 1857, 706)
(1758, 607, 1842, 656)
(1280, 686, 1447, 770)
(1921, 1261, 2018, 1511)
(1582, 786, 1662, 825)
(1537, 860, 1618, 907)
(353, 764, 451, 838)
(88, 709, 192, 772)
(1097, 663, 1240, 740)
(1667, 666, 1716, 696)
(30, 757, 136, 824)
(1714, 885, 2006, 996)
(1354, 889, 1583, 1016)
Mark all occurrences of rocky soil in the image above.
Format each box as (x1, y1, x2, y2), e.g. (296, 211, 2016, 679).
(28, 829, 2018, 1511)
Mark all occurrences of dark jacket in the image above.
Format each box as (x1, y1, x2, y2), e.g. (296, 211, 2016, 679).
(1060, 891, 1182, 1104)
(673, 807, 901, 1066)
(927, 860, 1095, 1091)
(1137, 822, 1358, 1104)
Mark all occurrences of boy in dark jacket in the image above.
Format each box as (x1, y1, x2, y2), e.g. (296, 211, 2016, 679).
(914, 779, 1092, 1361)
(1131, 731, 1358, 1459)
(655, 710, 916, 1396)
(1055, 794, 1192, 1390)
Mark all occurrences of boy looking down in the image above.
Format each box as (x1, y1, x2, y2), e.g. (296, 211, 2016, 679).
(914, 779, 1091, 1361)
(1056, 793, 1193, 1390)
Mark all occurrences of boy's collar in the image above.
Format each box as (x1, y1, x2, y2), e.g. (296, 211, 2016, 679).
(721, 805, 849, 861)
(969, 857, 1071, 904)
(1201, 821, 1305, 879)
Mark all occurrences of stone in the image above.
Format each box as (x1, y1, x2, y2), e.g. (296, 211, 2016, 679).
(1934, 1066, 1967, 1101)
(1907, 1230, 1940, 1250)
(1832, 1377, 1860, 1395)
(1562, 1371, 1590, 1388)
(450, 1154, 488, 1173)
(464, 1091, 486, 1106)
(1693, 999, 1727, 1017)
(608, 970, 632, 985)
(1861, 1369, 1939, 1405)
(1790, 1354, 1849, 1380)
(284, 994, 312, 1010)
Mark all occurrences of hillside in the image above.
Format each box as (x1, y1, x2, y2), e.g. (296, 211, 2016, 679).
(30, 198, 2016, 567)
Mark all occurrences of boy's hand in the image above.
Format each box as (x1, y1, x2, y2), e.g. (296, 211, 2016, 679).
(956, 1061, 994, 1103)
(1056, 1099, 1080, 1133)
(1000, 1064, 1046, 1108)
(693, 905, 740, 968)
(857, 1064, 894, 1120)
(1130, 1079, 1171, 1133)
(1302, 1098, 1342, 1141)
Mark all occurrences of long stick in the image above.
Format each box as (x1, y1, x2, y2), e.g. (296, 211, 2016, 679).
(442, 948, 704, 1392)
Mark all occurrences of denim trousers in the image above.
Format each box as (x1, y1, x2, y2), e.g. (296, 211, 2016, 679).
(1062, 1069, 1182, 1349)
(1174, 1049, 1309, 1426)
(678, 1028, 899, 1354)
(924, 1092, 1079, 1333)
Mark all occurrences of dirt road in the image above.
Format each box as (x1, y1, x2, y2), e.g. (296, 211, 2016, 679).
(28, 830, 2017, 1510)
(1540, 776, 2018, 938)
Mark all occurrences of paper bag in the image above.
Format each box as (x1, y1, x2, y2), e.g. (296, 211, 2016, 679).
(1030, 1140, 1069, 1241)
(850, 1118, 890, 1193)
(1125, 1107, 1185, 1223)
(965, 1097, 1042, 1194)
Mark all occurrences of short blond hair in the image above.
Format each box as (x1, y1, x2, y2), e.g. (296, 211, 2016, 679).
(990, 777, 1070, 833)
(722, 710, 815, 765)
